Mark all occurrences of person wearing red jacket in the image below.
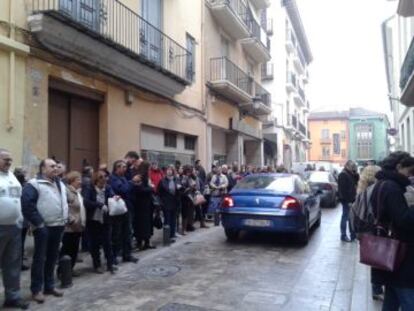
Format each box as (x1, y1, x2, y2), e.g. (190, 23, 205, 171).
(149, 162, 163, 192)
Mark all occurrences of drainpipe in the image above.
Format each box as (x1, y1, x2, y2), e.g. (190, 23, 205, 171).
(6, 0, 15, 131)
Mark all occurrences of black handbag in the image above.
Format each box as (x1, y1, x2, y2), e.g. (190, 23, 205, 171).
(153, 213, 163, 229)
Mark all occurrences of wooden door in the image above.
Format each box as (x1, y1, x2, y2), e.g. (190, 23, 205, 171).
(49, 90, 70, 165)
(48, 90, 99, 171)
(70, 96, 99, 171)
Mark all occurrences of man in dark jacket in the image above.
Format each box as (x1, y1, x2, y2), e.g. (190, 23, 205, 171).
(370, 153, 414, 310)
(338, 160, 359, 242)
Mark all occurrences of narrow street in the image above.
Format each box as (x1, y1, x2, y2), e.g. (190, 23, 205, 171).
(14, 207, 381, 311)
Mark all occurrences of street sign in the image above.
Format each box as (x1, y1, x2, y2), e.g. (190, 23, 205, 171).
(387, 128, 398, 136)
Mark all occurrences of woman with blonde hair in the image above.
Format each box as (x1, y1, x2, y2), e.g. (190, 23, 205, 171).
(356, 165, 384, 301)
(357, 165, 381, 194)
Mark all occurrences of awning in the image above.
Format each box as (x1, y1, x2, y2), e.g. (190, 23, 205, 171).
(398, 0, 414, 17)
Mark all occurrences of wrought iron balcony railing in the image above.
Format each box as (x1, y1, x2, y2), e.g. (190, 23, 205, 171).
(299, 122, 306, 136)
(210, 57, 253, 95)
(209, 0, 250, 27)
(254, 82, 271, 107)
(248, 15, 270, 51)
(261, 62, 274, 80)
(30, 0, 192, 83)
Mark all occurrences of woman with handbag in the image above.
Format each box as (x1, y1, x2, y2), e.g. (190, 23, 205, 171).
(370, 153, 414, 311)
(356, 165, 383, 301)
(82, 170, 117, 274)
(59, 171, 86, 276)
(158, 165, 179, 242)
(131, 161, 156, 250)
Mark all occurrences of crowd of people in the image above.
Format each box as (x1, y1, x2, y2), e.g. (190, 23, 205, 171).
(1, 147, 281, 309)
(2, 146, 414, 310)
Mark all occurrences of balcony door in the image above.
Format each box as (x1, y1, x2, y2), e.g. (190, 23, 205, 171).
(59, 0, 101, 31)
(140, 0, 163, 66)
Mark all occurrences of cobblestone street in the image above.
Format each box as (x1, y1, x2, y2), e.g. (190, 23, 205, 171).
(1, 207, 382, 311)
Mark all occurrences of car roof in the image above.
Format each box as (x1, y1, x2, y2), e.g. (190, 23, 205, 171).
(247, 173, 296, 178)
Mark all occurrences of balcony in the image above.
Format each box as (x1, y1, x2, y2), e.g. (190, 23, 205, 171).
(261, 62, 274, 81)
(208, 0, 250, 40)
(28, 0, 192, 98)
(240, 82, 271, 115)
(209, 57, 253, 103)
(400, 36, 414, 106)
(320, 138, 332, 144)
(293, 86, 306, 107)
(292, 51, 305, 74)
(299, 121, 306, 137)
(250, 0, 271, 9)
(285, 29, 296, 53)
(263, 18, 273, 36)
(240, 17, 271, 63)
(286, 72, 297, 93)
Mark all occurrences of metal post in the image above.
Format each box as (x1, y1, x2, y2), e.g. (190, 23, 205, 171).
(59, 255, 73, 288)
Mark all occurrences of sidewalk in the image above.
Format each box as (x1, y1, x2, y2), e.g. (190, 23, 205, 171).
(350, 244, 382, 311)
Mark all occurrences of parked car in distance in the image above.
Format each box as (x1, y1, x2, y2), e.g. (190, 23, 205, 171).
(219, 174, 322, 244)
(307, 171, 338, 208)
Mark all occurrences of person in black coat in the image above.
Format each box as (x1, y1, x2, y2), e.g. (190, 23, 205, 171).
(370, 153, 414, 310)
(338, 160, 359, 242)
(131, 161, 156, 250)
(158, 165, 179, 242)
(82, 170, 117, 274)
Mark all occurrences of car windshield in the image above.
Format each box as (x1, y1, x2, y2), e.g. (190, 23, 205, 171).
(234, 175, 294, 193)
(308, 172, 330, 183)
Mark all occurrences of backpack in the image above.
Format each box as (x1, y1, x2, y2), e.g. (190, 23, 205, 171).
(350, 184, 376, 234)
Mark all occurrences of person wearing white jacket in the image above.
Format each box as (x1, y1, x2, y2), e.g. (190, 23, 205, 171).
(0, 148, 29, 310)
(22, 158, 68, 304)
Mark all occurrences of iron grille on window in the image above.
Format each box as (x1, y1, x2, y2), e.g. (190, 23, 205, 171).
(164, 131, 177, 148)
(184, 135, 196, 151)
(356, 124, 373, 159)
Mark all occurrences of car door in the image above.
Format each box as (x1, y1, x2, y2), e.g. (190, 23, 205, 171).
(298, 178, 318, 222)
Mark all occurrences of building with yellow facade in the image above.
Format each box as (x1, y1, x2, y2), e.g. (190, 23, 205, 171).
(0, 0, 273, 173)
(308, 111, 349, 165)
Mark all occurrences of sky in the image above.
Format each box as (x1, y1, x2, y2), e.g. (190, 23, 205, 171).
(296, 0, 399, 115)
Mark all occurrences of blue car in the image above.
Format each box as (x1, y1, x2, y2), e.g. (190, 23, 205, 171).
(219, 173, 322, 244)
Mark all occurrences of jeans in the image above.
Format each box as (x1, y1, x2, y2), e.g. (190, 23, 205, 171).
(382, 286, 414, 311)
(340, 202, 355, 239)
(163, 208, 177, 238)
(31, 226, 64, 294)
(59, 232, 82, 268)
(111, 214, 132, 260)
(0, 225, 22, 301)
(87, 221, 113, 269)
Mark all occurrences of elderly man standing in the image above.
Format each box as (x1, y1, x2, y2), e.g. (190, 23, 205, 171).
(22, 158, 68, 304)
(338, 160, 359, 242)
(0, 148, 29, 310)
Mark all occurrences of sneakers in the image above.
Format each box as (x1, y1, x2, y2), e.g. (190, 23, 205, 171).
(341, 236, 352, 242)
(3, 299, 30, 310)
(44, 289, 63, 297)
(32, 293, 45, 304)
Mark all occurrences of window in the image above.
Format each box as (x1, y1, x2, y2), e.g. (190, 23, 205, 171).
(184, 135, 196, 150)
(164, 131, 177, 148)
(355, 123, 373, 160)
(321, 129, 330, 139)
(322, 146, 330, 158)
(333, 133, 340, 155)
(186, 33, 196, 82)
(340, 130, 346, 141)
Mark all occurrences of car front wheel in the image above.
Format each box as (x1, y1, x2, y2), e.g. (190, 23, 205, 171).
(225, 228, 239, 241)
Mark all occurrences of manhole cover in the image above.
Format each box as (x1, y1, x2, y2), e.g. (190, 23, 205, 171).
(142, 265, 181, 277)
(158, 303, 218, 311)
